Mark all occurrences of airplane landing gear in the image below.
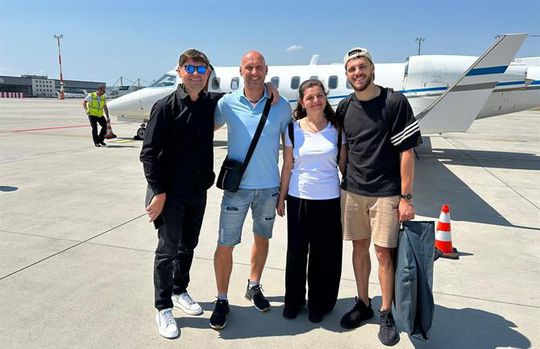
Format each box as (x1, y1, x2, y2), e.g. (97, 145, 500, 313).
(134, 122, 147, 140)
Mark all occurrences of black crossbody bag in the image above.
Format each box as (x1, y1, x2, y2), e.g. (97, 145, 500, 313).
(216, 96, 273, 192)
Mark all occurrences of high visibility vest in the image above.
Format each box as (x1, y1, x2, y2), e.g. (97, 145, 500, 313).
(87, 92, 106, 117)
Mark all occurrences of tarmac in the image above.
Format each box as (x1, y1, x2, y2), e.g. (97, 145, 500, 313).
(0, 98, 539, 349)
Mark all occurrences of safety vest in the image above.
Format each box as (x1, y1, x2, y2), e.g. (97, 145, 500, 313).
(87, 92, 106, 117)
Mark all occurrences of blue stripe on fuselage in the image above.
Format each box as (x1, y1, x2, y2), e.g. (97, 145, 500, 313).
(466, 66, 508, 76)
(285, 80, 536, 103)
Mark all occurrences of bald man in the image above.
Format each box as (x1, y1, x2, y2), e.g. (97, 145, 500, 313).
(210, 51, 292, 330)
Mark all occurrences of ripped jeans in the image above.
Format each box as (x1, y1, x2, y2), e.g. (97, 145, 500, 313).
(217, 187, 279, 246)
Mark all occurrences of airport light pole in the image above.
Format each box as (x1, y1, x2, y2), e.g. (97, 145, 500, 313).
(415, 37, 425, 55)
(53, 34, 65, 100)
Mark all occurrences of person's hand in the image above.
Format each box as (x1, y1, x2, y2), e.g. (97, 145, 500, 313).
(276, 198, 286, 217)
(146, 193, 166, 222)
(265, 83, 281, 105)
(398, 199, 415, 222)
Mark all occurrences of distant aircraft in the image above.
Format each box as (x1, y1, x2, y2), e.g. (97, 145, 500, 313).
(107, 34, 539, 139)
(56, 90, 88, 98)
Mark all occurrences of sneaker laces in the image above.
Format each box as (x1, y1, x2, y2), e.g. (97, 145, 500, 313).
(380, 311, 395, 328)
(353, 296, 367, 310)
(161, 309, 176, 326)
(251, 284, 264, 295)
(180, 292, 195, 306)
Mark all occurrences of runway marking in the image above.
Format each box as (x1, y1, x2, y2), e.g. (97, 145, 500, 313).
(9, 124, 90, 132)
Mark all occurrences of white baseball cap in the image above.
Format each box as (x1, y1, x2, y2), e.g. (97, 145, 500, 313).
(343, 47, 373, 66)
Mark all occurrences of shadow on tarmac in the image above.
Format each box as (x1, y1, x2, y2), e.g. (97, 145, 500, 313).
(177, 296, 356, 339)
(409, 304, 531, 349)
(415, 138, 539, 231)
(0, 186, 18, 192)
(373, 296, 530, 349)
(171, 295, 530, 348)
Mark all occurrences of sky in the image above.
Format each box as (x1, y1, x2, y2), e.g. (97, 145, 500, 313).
(1, 0, 539, 86)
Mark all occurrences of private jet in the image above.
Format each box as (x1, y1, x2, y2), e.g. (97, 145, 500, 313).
(107, 34, 539, 139)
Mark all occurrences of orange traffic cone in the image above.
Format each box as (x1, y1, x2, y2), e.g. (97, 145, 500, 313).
(435, 204, 459, 259)
(105, 119, 117, 139)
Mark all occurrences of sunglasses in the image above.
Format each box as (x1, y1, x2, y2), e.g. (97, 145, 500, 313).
(183, 65, 208, 74)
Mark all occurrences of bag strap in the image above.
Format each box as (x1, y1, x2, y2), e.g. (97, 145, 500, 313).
(336, 94, 353, 120)
(382, 88, 394, 129)
(287, 122, 294, 148)
(336, 126, 342, 163)
(240, 95, 273, 172)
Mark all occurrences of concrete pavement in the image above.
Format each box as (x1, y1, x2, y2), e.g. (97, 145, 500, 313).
(1, 98, 538, 348)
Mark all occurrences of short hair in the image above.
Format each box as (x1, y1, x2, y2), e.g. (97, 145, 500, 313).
(178, 49, 210, 67)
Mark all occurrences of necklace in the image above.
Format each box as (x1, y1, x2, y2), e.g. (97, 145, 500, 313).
(304, 118, 327, 133)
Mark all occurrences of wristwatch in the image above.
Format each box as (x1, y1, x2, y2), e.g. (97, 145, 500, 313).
(400, 193, 413, 201)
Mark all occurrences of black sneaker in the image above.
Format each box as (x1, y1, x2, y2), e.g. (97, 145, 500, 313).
(94, 143, 101, 147)
(340, 297, 374, 329)
(209, 299, 230, 330)
(378, 310, 399, 346)
(99, 141, 107, 146)
(245, 281, 271, 312)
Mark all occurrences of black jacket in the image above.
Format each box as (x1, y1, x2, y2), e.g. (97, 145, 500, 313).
(140, 86, 224, 199)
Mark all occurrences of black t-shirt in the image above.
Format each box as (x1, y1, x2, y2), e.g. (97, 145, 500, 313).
(140, 86, 225, 198)
(340, 87, 422, 196)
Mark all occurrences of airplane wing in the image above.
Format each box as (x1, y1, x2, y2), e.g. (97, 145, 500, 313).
(416, 33, 528, 134)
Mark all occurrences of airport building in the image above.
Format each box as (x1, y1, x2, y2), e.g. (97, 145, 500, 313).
(0, 75, 105, 98)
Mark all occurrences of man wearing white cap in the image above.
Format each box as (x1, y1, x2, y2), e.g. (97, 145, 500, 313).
(337, 47, 422, 346)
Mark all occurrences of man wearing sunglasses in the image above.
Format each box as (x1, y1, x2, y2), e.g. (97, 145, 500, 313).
(337, 48, 422, 346)
(140, 49, 281, 339)
(140, 48, 218, 339)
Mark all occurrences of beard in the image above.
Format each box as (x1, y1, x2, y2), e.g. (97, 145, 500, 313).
(350, 72, 374, 92)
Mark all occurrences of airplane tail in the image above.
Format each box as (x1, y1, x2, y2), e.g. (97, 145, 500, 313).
(416, 34, 528, 134)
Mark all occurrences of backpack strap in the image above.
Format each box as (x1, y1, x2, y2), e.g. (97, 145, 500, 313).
(287, 122, 295, 148)
(336, 94, 353, 120)
(336, 126, 342, 163)
(382, 87, 394, 129)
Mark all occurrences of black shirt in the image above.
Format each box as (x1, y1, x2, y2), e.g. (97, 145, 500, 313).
(140, 85, 224, 198)
(340, 87, 422, 196)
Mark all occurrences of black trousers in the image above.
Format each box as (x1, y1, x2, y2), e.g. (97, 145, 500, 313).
(88, 115, 107, 144)
(149, 189, 207, 310)
(285, 195, 343, 313)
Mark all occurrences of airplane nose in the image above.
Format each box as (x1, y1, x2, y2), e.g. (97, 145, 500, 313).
(108, 96, 139, 116)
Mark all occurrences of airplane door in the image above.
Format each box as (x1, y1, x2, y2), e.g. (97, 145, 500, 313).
(207, 70, 222, 92)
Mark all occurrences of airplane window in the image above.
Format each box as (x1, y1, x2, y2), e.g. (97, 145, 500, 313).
(212, 77, 221, 90)
(310, 75, 318, 80)
(328, 76, 338, 89)
(271, 76, 279, 88)
(346, 79, 352, 89)
(149, 74, 177, 87)
(291, 76, 300, 90)
(231, 77, 239, 90)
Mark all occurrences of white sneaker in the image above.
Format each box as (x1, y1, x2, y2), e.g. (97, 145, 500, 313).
(155, 308, 178, 339)
(172, 291, 203, 315)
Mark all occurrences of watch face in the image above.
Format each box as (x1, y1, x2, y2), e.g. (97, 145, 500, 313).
(402, 194, 413, 200)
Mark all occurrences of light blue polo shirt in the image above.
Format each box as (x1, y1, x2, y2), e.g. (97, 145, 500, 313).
(215, 89, 292, 189)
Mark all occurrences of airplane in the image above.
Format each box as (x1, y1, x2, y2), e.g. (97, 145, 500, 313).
(107, 34, 539, 139)
(56, 90, 88, 98)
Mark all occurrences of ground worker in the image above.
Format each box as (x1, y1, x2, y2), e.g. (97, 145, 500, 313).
(82, 85, 110, 147)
